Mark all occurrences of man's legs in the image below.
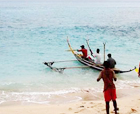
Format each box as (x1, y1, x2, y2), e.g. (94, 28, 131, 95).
(106, 101, 110, 114)
(113, 100, 118, 114)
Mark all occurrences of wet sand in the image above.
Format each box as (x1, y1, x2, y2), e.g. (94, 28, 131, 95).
(0, 87, 140, 114)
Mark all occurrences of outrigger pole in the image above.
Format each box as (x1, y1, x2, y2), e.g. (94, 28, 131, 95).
(44, 60, 77, 66)
(44, 62, 90, 73)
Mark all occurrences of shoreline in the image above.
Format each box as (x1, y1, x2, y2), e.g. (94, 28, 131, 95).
(0, 95, 140, 114)
(0, 87, 140, 114)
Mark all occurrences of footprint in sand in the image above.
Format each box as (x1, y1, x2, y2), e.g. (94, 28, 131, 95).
(74, 109, 85, 113)
(128, 108, 137, 114)
(90, 102, 93, 104)
(131, 108, 137, 113)
(79, 106, 84, 108)
(69, 108, 72, 110)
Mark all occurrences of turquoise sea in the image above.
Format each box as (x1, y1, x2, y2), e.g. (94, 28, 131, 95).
(0, 0, 140, 105)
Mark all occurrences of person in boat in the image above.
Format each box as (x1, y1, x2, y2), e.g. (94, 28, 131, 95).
(107, 54, 116, 69)
(92, 48, 101, 64)
(77, 45, 88, 59)
(97, 61, 119, 114)
(77, 45, 93, 61)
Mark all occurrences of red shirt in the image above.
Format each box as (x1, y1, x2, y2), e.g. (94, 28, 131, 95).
(78, 49, 87, 58)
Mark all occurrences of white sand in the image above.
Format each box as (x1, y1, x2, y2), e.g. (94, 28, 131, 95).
(0, 87, 140, 114)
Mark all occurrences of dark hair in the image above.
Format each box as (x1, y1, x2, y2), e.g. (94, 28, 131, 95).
(103, 61, 110, 68)
(108, 53, 111, 58)
(97, 48, 100, 53)
(80, 45, 85, 48)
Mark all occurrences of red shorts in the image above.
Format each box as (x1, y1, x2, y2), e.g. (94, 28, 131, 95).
(104, 89, 117, 102)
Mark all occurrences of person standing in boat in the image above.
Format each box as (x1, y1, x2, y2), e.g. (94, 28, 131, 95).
(92, 48, 101, 64)
(77, 45, 88, 59)
(107, 54, 116, 69)
(97, 61, 119, 114)
(138, 62, 140, 77)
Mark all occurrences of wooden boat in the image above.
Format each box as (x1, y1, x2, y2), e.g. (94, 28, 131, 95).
(67, 38, 135, 74)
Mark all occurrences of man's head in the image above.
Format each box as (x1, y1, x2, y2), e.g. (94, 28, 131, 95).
(108, 53, 111, 58)
(80, 45, 85, 49)
(97, 48, 100, 53)
(103, 61, 110, 69)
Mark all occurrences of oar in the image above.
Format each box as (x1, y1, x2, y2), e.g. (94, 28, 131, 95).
(86, 39, 93, 57)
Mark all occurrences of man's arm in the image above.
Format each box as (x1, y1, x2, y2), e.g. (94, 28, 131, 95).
(113, 71, 117, 81)
(97, 72, 102, 82)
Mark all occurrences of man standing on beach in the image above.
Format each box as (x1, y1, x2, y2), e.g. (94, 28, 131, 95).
(138, 62, 140, 77)
(97, 61, 118, 114)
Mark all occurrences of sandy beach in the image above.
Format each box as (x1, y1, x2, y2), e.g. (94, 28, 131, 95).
(0, 87, 140, 114)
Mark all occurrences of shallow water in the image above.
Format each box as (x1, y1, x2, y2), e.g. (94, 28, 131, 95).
(0, 1, 140, 104)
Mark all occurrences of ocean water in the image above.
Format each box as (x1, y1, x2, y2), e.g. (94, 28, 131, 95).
(0, 0, 140, 105)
